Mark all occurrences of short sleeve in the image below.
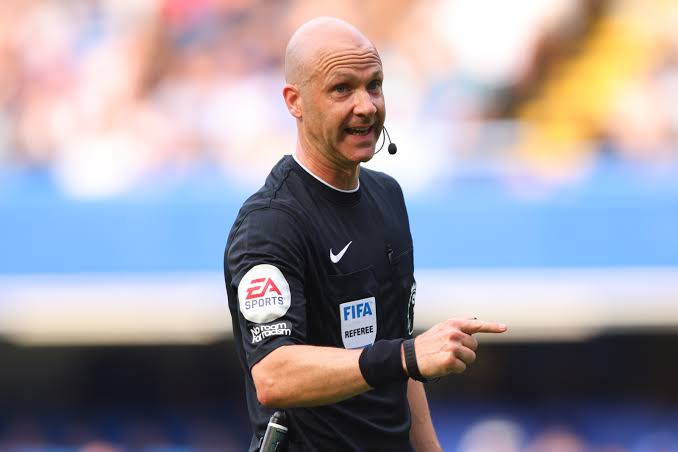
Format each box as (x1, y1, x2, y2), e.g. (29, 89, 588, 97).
(226, 207, 308, 369)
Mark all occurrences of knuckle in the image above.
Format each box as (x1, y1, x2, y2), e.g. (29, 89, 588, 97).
(453, 361, 467, 374)
(447, 328, 462, 341)
(447, 342, 459, 354)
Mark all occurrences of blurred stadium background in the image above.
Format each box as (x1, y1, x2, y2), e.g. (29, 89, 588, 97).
(1, 0, 678, 450)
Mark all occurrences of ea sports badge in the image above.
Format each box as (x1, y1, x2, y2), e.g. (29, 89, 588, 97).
(238, 264, 291, 324)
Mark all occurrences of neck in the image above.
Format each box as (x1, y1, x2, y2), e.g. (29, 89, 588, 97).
(294, 138, 360, 191)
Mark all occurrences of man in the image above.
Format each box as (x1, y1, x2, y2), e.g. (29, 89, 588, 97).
(224, 17, 507, 451)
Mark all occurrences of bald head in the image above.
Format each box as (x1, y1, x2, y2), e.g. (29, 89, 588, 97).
(285, 17, 379, 86)
(281, 17, 386, 173)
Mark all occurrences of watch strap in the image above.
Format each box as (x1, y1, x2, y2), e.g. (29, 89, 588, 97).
(403, 338, 428, 382)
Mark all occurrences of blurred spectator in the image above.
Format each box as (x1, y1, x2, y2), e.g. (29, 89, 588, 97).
(525, 425, 589, 452)
(80, 440, 123, 452)
(3, 409, 678, 450)
(0, 0, 677, 198)
(457, 417, 525, 452)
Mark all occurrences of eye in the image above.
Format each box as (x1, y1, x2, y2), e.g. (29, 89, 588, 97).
(368, 80, 382, 92)
(333, 84, 350, 94)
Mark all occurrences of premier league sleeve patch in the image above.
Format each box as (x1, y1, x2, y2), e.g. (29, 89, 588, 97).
(238, 264, 291, 324)
(340, 297, 377, 349)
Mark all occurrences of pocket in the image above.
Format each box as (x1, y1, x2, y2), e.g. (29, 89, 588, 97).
(327, 266, 378, 303)
(327, 266, 379, 349)
(390, 247, 417, 338)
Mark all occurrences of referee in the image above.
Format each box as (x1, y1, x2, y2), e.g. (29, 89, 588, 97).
(224, 17, 507, 451)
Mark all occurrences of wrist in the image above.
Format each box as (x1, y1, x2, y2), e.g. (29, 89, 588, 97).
(403, 338, 428, 382)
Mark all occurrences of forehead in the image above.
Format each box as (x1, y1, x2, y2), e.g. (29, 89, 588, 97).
(311, 45, 382, 82)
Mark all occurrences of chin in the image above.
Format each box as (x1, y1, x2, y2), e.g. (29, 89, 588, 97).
(358, 152, 375, 163)
(356, 148, 375, 162)
(343, 146, 375, 164)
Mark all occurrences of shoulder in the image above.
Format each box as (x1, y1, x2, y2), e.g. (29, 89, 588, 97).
(225, 205, 308, 283)
(232, 156, 308, 232)
(361, 166, 403, 192)
(230, 205, 303, 242)
(225, 157, 312, 262)
(360, 166, 406, 204)
(240, 155, 297, 208)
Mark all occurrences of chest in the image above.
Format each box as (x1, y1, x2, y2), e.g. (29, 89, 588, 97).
(300, 196, 414, 346)
(307, 197, 409, 275)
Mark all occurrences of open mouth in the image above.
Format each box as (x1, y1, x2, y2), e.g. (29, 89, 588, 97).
(345, 125, 373, 136)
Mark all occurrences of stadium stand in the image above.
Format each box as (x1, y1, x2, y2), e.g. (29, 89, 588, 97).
(1, 0, 677, 449)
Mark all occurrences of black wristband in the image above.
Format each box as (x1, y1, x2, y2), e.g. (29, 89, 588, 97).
(359, 339, 407, 388)
(403, 338, 428, 382)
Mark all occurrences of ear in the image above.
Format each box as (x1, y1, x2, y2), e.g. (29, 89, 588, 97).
(283, 84, 302, 119)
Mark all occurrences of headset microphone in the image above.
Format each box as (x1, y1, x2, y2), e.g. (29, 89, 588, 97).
(376, 127, 398, 155)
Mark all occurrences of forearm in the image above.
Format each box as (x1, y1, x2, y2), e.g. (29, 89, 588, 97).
(252, 344, 371, 408)
(408, 380, 441, 452)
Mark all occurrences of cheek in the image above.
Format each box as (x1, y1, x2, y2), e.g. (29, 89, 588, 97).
(375, 96, 386, 114)
(321, 110, 345, 136)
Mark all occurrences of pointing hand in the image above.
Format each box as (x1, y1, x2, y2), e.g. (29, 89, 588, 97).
(408, 318, 507, 378)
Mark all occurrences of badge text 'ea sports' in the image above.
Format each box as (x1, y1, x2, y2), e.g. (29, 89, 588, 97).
(238, 264, 291, 324)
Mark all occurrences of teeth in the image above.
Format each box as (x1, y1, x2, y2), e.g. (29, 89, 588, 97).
(347, 127, 371, 135)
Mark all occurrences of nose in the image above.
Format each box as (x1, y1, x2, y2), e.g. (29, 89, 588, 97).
(353, 88, 377, 117)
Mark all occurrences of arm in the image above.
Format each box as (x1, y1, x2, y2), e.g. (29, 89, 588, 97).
(252, 344, 369, 407)
(408, 380, 442, 452)
(252, 318, 507, 409)
(231, 209, 384, 407)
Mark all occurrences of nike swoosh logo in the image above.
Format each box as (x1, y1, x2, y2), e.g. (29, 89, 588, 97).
(330, 241, 352, 264)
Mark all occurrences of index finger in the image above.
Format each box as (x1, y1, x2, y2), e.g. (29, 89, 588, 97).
(460, 319, 508, 334)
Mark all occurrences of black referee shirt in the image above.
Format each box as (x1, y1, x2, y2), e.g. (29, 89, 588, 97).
(224, 155, 417, 451)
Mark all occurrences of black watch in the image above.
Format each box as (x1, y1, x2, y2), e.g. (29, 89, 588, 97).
(403, 338, 428, 382)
